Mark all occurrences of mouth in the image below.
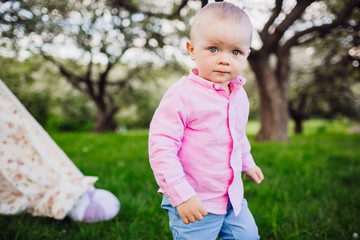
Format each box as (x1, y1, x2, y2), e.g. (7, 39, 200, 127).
(214, 70, 229, 74)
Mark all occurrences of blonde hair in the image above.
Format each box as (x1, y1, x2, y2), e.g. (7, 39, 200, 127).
(190, 2, 252, 41)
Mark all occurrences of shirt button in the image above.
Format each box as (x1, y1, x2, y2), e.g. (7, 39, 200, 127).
(214, 85, 221, 90)
(208, 89, 214, 94)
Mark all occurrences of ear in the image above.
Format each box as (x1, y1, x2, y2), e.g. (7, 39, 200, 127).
(247, 49, 251, 57)
(186, 41, 196, 60)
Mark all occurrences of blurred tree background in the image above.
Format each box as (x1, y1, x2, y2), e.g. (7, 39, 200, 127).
(0, 0, 359, 138)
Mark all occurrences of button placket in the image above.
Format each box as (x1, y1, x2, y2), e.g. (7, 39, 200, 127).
(214, 84, 221, 90)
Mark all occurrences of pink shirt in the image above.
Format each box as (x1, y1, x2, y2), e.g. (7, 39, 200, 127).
(149, 69, 256, 216)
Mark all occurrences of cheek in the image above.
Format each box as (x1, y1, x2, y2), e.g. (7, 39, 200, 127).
(198, 57, 213, 69)
(234, 59, 247, 71)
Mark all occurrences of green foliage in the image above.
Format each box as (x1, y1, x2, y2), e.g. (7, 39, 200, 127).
(0, 120, 359, 239)
(118, 88, 159, 129)
(289, 12, 360, 125)
(1, 0, 199, 132)
(0, 56, 52, 127)
(242, 66, 260, 120)
(0, 55, 187, 131)
(0, 55, 96, 131)
(116, 63, 185, 129)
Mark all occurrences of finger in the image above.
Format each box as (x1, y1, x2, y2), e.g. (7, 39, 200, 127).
(181, 216, 189, 225)
(257, 171, 264, 182)
(194, 212, 203, 221)
(245, 173, 254, 182)
(187, 215, 196, 223)
(244, 173, 252, 180)
(255, 168, 264, 183)
(251, 173, 261, 184)
(199, 208, 208, 217)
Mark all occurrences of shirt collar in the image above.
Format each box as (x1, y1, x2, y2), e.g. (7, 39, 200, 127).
(188, 68, 247, 90)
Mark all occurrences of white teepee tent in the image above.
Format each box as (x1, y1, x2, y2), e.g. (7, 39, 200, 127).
(0, 79, 99, 219)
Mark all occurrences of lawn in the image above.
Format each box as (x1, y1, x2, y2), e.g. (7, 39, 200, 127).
(0, 120, 359, 240)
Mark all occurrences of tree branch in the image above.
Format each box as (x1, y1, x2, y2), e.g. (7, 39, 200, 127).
(283, 0, 360, 50)
(263, 0, 315, 52)
(259, 0, 283, 41)
(83, 61, 96, 99)
(40, 52, 85, 93)
(111, 0, 191, 19)
(85, 54, 93, 84)
(98, 61, 113, 100)
(201, 0, 208, 8)
(168, 0, 189, 19)
(112, 0, 138, 14)
(97, 43, 131, 98)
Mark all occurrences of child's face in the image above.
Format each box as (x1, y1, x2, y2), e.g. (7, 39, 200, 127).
(187, 15, 252, 88)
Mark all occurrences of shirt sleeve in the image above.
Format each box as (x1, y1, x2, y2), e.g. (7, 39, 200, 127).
(240, 134, 256, 172)
(148, 90, 196, 207)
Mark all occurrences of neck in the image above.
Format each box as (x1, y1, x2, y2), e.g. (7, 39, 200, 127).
(221, 83, 231, 95)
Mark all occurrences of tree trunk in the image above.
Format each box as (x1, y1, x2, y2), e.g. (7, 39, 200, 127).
(294, 118, 303, 134)
(93, 103, 118, 132)
(289, 94, 308, 135)
(248, 51, 290, 141)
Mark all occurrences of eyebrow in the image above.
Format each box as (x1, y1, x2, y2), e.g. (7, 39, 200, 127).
(207, 39, 246, 50)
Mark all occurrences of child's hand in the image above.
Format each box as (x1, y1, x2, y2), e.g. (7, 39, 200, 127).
(244, 166, 264, 184)
(176, 195, 208, 224)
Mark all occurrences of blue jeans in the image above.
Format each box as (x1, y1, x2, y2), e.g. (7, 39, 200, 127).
(161, 196, 260, 240)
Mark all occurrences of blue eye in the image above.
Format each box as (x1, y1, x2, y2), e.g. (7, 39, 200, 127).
(209, 47, 217, 53)
(232, 50, 240, 56)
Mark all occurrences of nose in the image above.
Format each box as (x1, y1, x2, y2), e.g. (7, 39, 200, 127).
(217, 53, 230, 66)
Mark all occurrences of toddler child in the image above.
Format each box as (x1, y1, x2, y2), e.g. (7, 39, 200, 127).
(149, 2, 264, 239)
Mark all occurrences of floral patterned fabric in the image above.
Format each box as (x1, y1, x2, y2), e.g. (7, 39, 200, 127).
(0, 80, 98, 219)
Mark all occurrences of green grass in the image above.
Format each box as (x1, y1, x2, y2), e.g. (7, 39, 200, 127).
(0, 120, 359, 240)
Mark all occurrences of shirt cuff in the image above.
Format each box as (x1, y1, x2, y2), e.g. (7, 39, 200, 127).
(162, 179, 196, 207)
(242, 152, 256, 172)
